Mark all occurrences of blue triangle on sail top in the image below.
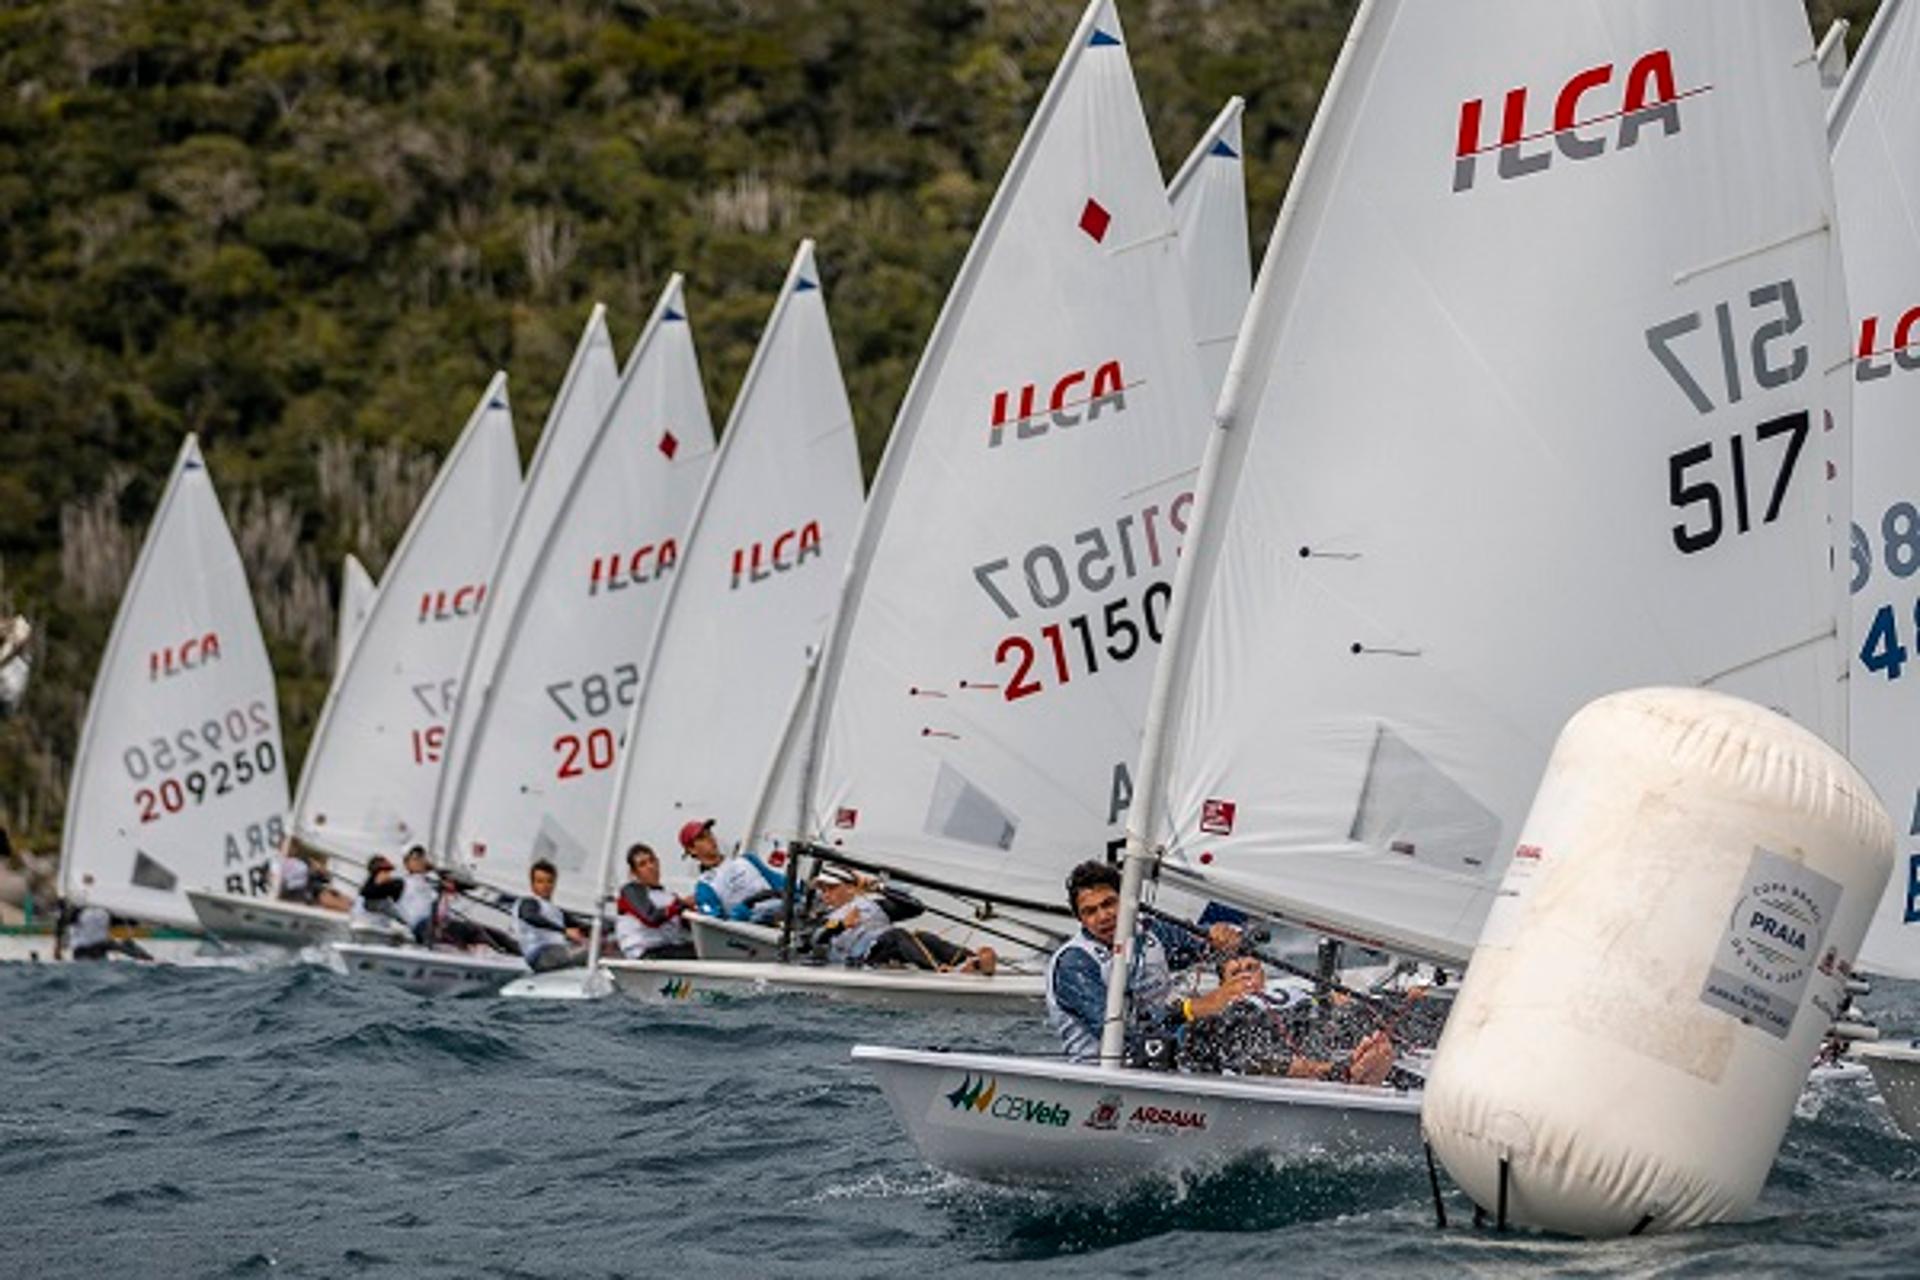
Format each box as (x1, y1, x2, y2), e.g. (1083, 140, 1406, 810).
(795, 277, 818, 293)
(664, 307, 686, 322)
(1209, 139, 1239, 159)
(487, 397, 508, 410)
(1089, 29, 1121, 47)
(183, 459, 204, 470)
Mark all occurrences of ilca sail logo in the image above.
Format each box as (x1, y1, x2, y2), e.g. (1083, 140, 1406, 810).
(1452, 48, 1705, 193)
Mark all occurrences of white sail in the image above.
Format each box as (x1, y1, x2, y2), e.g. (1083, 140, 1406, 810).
(599, 242, 863, 888)
(440, 277, 714, 910)
(1833, 0, 1920, 980)
(291, 375, 521, 863)
(333, 554, 376, 675)
(1818, 19, 1852, 95)
(802, 0, 1213, 912)
(1134, 0, 1848, 966)
(60, 437, 291, 924)
(1168, 96, 1252, 406)
(429, 307, 620, 857)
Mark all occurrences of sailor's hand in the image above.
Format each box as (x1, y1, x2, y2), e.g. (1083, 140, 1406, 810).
(1206, 922, 1243, 952)
(1347, 1029, 1394, 1086)
(1190, 969, 1261, 1019)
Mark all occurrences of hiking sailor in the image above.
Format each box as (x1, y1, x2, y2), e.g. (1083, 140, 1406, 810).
(810, 866, 997, 973)
(1179, 948, 1396, 1084)
(58, 873, 153, 962)
(680, 819, 788, 923)
(515, 858, 590, 971)
(350, 855, 407, 933)
(615, 843, 696, 960)
(1045, 860, 1244, 1064)
(397, 846, 440, 942)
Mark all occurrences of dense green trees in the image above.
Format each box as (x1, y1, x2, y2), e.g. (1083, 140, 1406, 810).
(0, 0, 1881, 851)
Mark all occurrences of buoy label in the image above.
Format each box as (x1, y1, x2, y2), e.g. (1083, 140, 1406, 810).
(1700, 846, 1840, 1039)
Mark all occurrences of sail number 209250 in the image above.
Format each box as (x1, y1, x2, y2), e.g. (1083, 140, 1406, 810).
(1647, 278, 1812, 555)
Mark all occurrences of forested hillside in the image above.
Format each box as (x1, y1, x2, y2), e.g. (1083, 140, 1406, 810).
(0, 0, 1876, 850)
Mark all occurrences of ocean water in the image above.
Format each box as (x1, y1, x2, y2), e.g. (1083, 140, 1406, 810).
(4, 961, 1920, 1279)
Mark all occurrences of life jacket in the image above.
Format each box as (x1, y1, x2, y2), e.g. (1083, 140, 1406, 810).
(615, 882, 690, 958)
(823, 895, 892, 966)
(515, 894, 570, 958)
(398, 873, 437, 931)
(350, 883, 404, 930)
(68, 904, 112, 951)
(1044, 926, 1174, 1064)
(276, 855, 311, 901)
(699, 855, 774, 916)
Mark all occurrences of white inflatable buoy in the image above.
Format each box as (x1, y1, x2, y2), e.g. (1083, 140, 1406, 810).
(1421, 688, 1892, 1237)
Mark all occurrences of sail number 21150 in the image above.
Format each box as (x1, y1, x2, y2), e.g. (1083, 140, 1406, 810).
(1646, 278, 1812, 555)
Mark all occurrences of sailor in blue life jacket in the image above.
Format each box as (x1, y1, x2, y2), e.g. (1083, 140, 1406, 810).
(680, 818, 788, 923)
(515, 858, 591, 971)
(1045, 860, 1247, 1065)
(1178, 949, 1396, 1084)
(808, 865, 998, 973)
(615, 843, 697, 960)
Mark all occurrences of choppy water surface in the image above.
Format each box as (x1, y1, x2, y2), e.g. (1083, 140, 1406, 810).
(5, 962, 1920, 1278)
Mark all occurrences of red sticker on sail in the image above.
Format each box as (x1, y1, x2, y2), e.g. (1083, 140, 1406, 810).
(1199, 798, 1235, 836)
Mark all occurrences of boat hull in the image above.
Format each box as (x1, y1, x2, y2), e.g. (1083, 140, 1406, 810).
(853, 1045, 1423, 1185)
(603, 957, 1043, 1010)
(1857, 1043, 1920, 1137)
(687, 914, 783, 961)
(329, 942, 527, 997)
(185, 889, 382, 946)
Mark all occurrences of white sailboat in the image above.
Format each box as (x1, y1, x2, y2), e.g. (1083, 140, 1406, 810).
(1168, 96, 1251, 405)
(334, 554, 376, 675)
(62, 437, 291, 930)
(428, 307, 621, 862)
(613, 0, 1215, 1011)
(288, 375, 521, 866)
(551, 243, 863, 1000)
(862, 0, 1849, 1182)
(1828, 0, 1920, 1112)
(433, 277, 714, 912)
(1834, 0, 1920, 984)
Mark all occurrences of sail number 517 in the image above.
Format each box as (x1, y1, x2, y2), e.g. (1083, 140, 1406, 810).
(1647, 279, 1812, 555)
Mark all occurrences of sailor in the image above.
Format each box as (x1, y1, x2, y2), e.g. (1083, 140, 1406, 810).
(1045, 860, 1245, 1065)
(1179, 949, 1395, 1084)
(809, 867, 997, 973)
(615, 843, 697, 959)
(58, 874, 152, 962)
(276, 843, 318, 905)
(397, 846, 439, 942)
(350, 855, 407, 932)
(515, 858, 590, 971)
(680, 819, 788, 923)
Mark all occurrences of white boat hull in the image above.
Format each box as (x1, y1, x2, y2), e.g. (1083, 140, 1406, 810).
(330, 942, 527, 997)
(688, 914, 783, 961)
(499, 966, 616, 1001)
(853, 1045, 1423, 1185)
(1857, 1042, 1920, 1138)
(602, 957, 1043, 1010)
(185, 889, 385, 947)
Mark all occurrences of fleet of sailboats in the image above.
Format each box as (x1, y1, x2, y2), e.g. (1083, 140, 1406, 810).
(29, 0, 1920, 1225)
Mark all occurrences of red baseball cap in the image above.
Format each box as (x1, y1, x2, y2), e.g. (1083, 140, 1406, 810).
(678, 818, 715, 851)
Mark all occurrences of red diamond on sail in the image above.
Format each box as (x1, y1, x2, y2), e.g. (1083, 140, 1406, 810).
(1078, 198, 1111, 243)
(658, 430, 679, 460)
